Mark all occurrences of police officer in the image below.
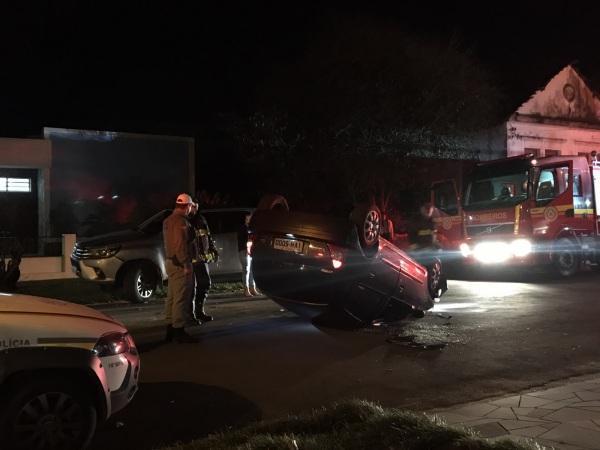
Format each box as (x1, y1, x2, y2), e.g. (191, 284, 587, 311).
(189, 200, 218, 323)
(163, 193, 198, 343)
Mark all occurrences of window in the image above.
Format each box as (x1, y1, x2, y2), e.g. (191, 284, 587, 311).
(573, 174, 582, 196)
(0, 177, 31, 193)
(525, 148, 540, 157)
(561, 168, 582, 197)
(465, 161, 530, 209)
(536, 165, 569, 204)
(536, 169, 556, 201)
(545, 149, 560, 157)
(432, 181, 458, 215)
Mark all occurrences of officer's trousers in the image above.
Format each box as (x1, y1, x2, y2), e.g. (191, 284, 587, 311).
(165, 260, 194, 328)
(193, 262, 211, 317)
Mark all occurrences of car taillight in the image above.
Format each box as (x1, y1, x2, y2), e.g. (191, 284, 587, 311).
(327, 244, 345, 270)
(93, 332, 135, 357)
(399, 256, 427, 280)
(306, 242, 328, 259)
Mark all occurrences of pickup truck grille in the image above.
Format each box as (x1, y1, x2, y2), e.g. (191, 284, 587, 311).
(466, 223, 514, 237)
(72, 244, 93, 259)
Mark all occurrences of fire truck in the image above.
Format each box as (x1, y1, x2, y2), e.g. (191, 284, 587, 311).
(430, 154, 600, 276)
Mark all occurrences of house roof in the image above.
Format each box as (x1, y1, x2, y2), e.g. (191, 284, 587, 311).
(508, 63, 600, 126)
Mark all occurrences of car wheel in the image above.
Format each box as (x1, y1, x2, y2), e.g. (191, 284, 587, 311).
(350, 204, 381, 255)
(257, 194, 289, 211)
(553, 237, 580, 277)
(124, 263, 156, 303)
(0, 378, 97, 450)
(427, 259, 442, 298)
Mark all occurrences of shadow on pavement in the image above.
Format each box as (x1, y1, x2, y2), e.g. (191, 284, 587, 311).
(91, 382, 261, 450)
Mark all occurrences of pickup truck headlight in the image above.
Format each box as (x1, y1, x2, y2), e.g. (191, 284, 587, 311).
(89, 246, 121, 258)
(93, 332, 137, 357)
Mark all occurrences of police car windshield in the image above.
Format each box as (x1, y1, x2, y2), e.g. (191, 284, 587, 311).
(465, 161, 530, 211)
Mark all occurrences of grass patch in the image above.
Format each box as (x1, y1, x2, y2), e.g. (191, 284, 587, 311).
(210, 281, 244, 294)
(159, 399, 540, 450)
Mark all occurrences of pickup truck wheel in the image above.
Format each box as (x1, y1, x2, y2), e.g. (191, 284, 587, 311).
(124, 263, 156, 303)
(0, 378, 97, 450)
(553, 238, 580, 277)
(350, 204, 381, 256)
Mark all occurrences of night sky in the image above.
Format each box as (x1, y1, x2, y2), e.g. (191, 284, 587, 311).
(1, 1, 600, 138)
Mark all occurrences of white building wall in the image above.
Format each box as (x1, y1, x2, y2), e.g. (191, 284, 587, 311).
(507, 120, 600, 158)
(505, 65, 600, 160)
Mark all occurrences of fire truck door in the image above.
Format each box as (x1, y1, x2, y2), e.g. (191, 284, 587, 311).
(531, 162, 590, 236)
(431, 179, 462, 249)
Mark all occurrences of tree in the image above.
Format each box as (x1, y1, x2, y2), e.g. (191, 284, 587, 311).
(229, 16, 505, 214)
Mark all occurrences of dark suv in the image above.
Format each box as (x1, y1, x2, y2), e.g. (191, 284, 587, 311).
(71, 208, 253, 302)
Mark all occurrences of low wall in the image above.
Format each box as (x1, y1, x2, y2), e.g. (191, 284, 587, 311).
(16, 234, 77, 281)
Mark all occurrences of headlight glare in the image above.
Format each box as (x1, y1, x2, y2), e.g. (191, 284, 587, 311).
(472, 239, 533, 264)
(473, 242, 512, 264)
(510, 239, 532, 258)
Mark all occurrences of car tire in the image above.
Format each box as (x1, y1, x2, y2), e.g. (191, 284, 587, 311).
(257, 194, 289, 211)
(350, 204, 381, 256)
(124, 262, 156, 303)
(0, 377, 97, 450)
(427, 258, 443, 298)
(553, 237, 580, 277)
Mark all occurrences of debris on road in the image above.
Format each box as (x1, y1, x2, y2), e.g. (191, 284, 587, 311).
(386, 334, 448, 350)
(435, 313, 452, 320)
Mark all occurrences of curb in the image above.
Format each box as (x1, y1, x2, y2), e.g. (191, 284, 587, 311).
(90, 293, 265, 311)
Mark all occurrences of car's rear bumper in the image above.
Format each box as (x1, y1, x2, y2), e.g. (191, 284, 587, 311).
(252, 254, 339, 308)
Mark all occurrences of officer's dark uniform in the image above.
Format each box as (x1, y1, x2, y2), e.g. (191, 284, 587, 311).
(408, 213, 436, 249)
(189, 211, 218, 322)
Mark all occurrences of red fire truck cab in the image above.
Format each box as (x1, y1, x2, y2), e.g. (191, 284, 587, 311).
(432, 154, 600, 276)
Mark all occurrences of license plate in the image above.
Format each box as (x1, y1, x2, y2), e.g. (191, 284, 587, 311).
(273, 238, 304, 253)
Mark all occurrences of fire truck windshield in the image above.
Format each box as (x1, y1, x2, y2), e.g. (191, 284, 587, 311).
(464, 160, 531, 210)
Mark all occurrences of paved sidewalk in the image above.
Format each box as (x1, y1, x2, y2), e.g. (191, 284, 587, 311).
(429, 374, 600, 449)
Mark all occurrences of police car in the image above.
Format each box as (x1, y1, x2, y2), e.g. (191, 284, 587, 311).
(0, 293, 140, 449)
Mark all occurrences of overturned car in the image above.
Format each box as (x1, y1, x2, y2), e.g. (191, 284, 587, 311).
(250, 195, 447, 326)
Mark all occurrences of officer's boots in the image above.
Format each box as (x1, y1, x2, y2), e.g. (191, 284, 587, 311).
(172, 327, 199, 343)
(165, 324, 174, 343)
(197, 311, 213, 323)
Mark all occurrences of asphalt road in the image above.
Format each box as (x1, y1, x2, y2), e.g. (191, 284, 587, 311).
(92, 271, 600, 449)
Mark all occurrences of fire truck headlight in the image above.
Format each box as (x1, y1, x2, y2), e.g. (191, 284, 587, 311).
(510, 239, 532, 258)
(459, 243, 471, 257)
(473, 242, 511, 264)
